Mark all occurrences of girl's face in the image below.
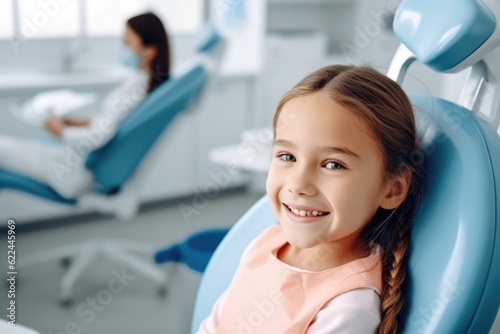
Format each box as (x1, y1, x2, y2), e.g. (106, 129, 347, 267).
(266, 92, 391, 259)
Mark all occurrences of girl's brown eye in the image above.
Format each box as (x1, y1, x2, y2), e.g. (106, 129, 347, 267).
(278, 153, 296, 162)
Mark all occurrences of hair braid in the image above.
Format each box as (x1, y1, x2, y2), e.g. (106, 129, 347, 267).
(378, 211, 412, 333)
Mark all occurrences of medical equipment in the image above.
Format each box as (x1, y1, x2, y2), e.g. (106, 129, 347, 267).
(191, 1, 500, 333)
(5, 23, 226, 304)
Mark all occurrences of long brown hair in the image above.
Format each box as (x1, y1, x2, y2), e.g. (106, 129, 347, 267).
(273, 65, 423, 333)
(127, 12, 171, 93)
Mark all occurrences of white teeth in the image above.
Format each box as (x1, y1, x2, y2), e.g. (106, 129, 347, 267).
(286, 205, 327, 217)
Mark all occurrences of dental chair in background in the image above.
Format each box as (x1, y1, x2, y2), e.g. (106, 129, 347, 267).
(0, 23, 225, 220)
(191, 1, 500, 333)
(5, 23, 227, 304)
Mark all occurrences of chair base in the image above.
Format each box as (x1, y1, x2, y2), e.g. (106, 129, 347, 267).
(18, 239, 167, 304)
(78, 191, 139, 221)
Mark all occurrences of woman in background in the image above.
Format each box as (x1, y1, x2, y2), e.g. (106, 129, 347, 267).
(0, 12, 171, 199)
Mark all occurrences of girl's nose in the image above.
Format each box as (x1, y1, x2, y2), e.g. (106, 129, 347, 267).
(286, 167, 317, 196)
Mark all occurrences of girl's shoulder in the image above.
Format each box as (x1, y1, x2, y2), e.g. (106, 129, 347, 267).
(309, 288, 380, 333)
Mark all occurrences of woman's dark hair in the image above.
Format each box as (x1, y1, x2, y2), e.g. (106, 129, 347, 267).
(273, 65, 423, 333)
(127, 12, 171, 93)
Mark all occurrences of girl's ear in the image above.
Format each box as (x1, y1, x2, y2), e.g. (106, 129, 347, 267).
(380, 170, 412, 210)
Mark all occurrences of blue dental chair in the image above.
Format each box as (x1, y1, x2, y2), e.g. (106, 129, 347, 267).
(4, 23, 226, 304)
(191, 1, 500, 333)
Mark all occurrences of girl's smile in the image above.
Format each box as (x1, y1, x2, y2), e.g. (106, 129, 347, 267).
(282, 203, 330, 223)
(283, 203, 330, 217)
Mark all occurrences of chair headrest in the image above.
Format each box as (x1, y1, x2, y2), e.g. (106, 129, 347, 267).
(393, 0, 496, 72)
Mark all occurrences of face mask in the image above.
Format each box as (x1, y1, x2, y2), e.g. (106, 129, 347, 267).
(119, 46, 141, 68)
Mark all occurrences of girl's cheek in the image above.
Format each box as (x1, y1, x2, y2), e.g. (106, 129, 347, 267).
(266, 170, 278, 195)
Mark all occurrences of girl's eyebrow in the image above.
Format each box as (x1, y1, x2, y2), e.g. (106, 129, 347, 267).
(274, 139, 294, 148)
(274, 139, 361, 160)
(319, 146, 361, 160)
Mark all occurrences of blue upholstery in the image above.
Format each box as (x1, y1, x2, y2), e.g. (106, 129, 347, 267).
(86, 63, 207, 194)
(406, 93, 500, 333)
(394, 0, 496, 71)
(191, 95, 500, 333)
(0, 169, 76, 204)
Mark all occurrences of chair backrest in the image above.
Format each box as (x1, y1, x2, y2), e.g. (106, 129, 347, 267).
(404, 93, 500, 333)
(85, 63, 207, 194)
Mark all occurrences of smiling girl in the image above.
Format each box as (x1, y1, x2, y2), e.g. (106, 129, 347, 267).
(198, 65, 423, 334)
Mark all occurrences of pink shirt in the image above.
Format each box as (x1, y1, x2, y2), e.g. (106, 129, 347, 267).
(198, 225, 382, 333)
